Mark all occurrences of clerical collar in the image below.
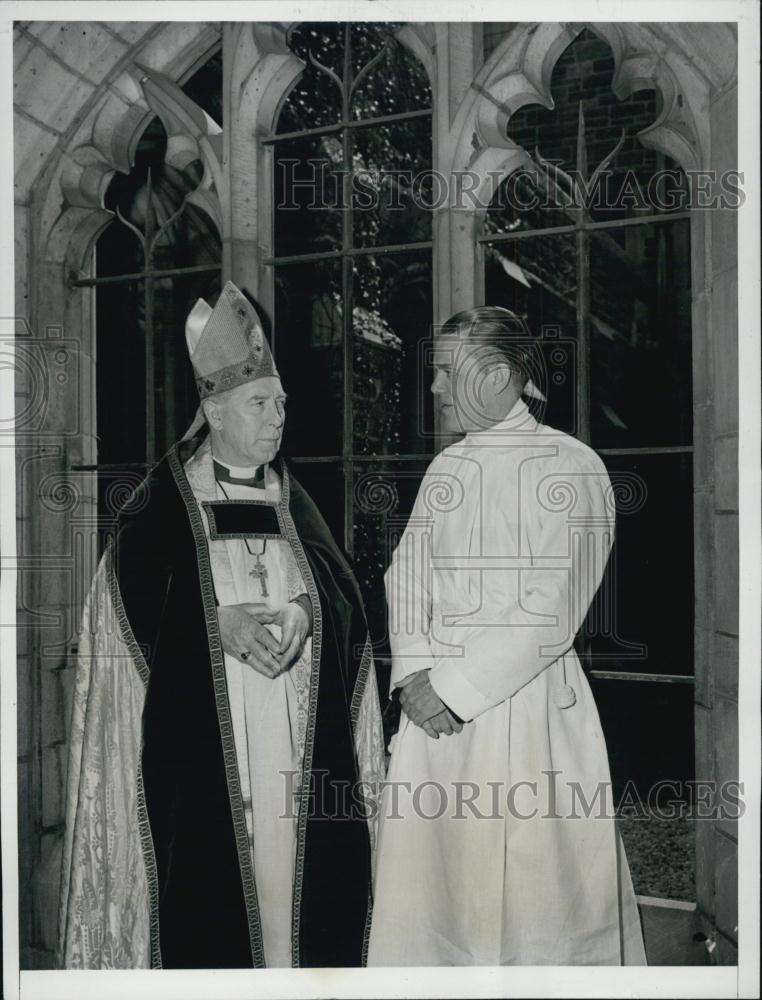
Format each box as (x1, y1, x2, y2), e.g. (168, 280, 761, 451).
(213, 457, 265, 488)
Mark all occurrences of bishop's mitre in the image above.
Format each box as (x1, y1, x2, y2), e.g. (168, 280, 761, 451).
(185, 281, 279, 400)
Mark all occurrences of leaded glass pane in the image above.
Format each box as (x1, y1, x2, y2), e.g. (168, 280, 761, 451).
(152, 270, 222, 457)
(352, 252, 433, 455)
(95, 278, 146, 464)
(277, 23, 343, 132)
(353, 459, 431, 651)
(588, 452, 694, 677)
(351, 27, 431, 119)
(590, 219, 692, 448)
(289, 460, 345, 548)
(484, 233, 579, 436)
(278, 22, 431, 134)
(183, 47, 223, 125)
(352, 119, 432, 247)
(274, 134, 344, 256)
(273, 260, 344, 458)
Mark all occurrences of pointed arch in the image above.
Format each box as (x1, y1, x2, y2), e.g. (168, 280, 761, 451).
(445, 20, 715, 215)
(37, 25, 223, 277)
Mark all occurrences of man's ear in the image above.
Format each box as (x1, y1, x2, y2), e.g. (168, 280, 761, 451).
(492, 363, 513, 395)
(202, 397, 222, 430)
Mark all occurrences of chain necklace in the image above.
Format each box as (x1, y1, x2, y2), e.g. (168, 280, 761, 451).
(216, 480, 269, 598)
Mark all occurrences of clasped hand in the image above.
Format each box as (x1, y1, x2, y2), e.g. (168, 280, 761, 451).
(218, 601, 311, 678)
(398, 669, 463, 739)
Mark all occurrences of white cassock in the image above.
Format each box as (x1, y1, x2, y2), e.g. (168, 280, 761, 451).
(186, 441, 311, 968)
(368, 399, 647, 966)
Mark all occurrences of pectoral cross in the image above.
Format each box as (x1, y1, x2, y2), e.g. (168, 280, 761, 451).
(249, 552, 269, 598)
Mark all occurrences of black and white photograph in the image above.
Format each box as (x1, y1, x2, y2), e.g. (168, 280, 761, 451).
(1, 3, 759, 998)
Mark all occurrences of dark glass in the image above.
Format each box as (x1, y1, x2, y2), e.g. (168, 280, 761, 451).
(278, 23, 430, 134)
(484, 233, 579, 436)
(350, 22, 394, 78)
(95, 212, 143, 278)
(95, 279, 146, 465)
(151, 270, 222, 459)
(590, 220, 692, 448)
(352, 459, 431, 652)
(101, 116, 219, 275)
(99, 117, 168, 277)
(485, 168, 572, 236)
(351, 27, 431, 119)
(591, 675, 695, 902)
(272, 260, 344, 458)
(484, 29, 687, 235)
(94, 268, 222, 470)
(351, 119, 432, 248)
(288, 460, 345, 551)
(590, 676, 694, 800)
(352, 458, 433, 744)
(583, 452, 694, 677)
(182, 47, 223, 125)
(273, 134, 344, 257)
(352, 253, 433, 455)
(151, 202, 221, 272)
(99, 185, 219, 276)
(277, 23, 344, 132)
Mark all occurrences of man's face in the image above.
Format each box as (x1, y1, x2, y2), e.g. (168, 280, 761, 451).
(431, 336, 508, 434)
(208, 376, 286, 466)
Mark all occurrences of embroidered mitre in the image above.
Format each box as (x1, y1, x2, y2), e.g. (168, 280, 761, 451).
(185, 281, 278, 400)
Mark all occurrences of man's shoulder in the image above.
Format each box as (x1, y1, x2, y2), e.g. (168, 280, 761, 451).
(534, 422, 608, 475)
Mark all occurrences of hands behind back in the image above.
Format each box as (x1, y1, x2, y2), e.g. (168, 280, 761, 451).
(398, 669, 464, 739)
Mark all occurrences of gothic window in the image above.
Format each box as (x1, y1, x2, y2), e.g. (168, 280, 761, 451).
(268, 23, 433, 653)
(74, 50, 223, 542)
(482, 29, 694, 894)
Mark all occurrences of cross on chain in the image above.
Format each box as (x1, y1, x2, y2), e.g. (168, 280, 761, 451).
(249, 552, 269, 598)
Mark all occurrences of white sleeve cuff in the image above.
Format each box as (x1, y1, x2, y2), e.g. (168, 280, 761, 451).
(429, 659, 495, 722)
(389, 639, 433, 694)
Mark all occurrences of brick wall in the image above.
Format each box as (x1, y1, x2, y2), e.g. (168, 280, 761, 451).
(506, 30, 663, 193)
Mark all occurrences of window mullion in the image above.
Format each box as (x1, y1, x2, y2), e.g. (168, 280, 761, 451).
(144, 273, 156, 467)
(71, 262, 221, 289)
(341, 22, 355, 558)
(263, 107, 432, 145)
(576, 225, 591, 446)
(575, 221, 591, 669)
(144, 171, 156, 468)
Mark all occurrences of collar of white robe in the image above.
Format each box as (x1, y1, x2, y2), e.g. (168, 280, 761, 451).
(464, 397, 537, 440)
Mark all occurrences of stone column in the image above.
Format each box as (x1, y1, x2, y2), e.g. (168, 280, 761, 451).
(221, 22, 302, 323)
(431, 23, 484, 326)
(693, 77, 739, 965)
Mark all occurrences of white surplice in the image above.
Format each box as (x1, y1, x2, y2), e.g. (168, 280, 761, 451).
(185, 443, 311, 968)
(368, 399, 647, 966)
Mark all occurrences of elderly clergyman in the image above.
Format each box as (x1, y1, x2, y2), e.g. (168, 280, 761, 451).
(368, 306, 646, 966)
(59, 281, 385, 969)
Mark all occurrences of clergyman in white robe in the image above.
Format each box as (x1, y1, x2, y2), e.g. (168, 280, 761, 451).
(368, 398, 647, 966)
